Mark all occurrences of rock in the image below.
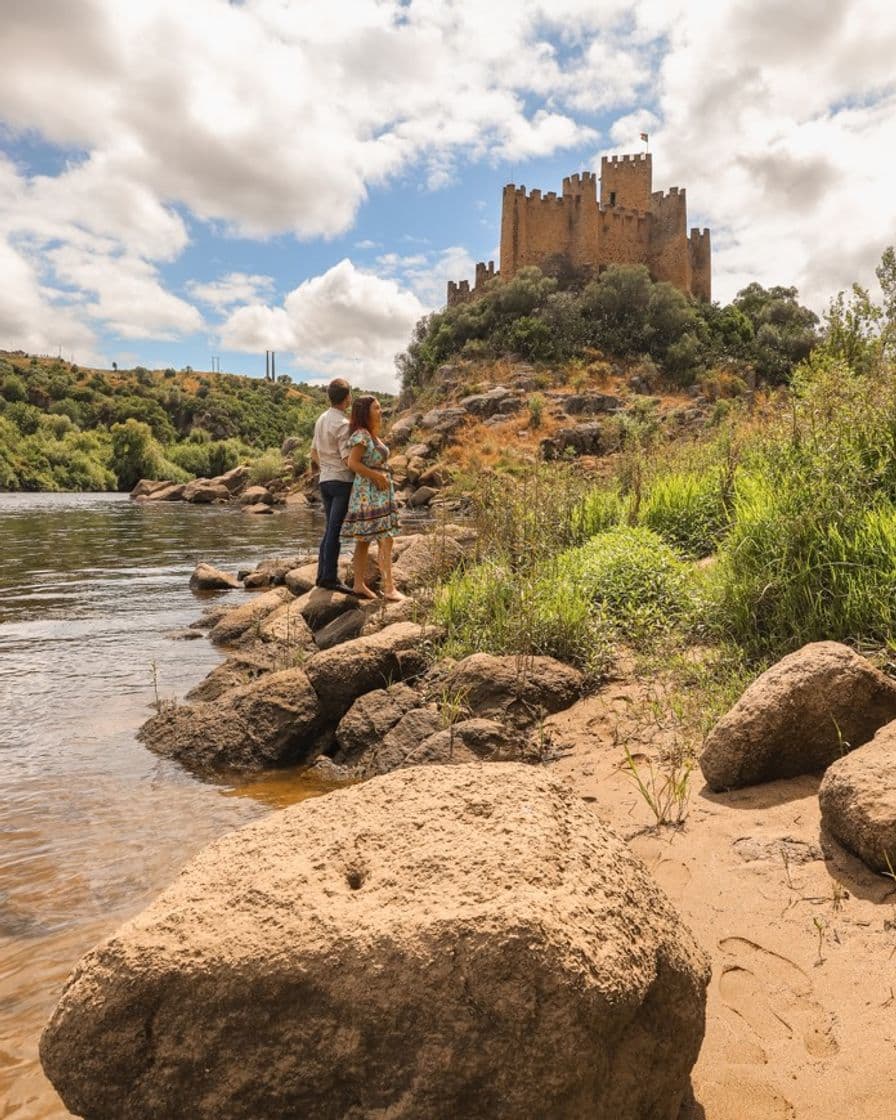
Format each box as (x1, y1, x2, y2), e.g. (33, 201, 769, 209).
(142, 482, 185, 502)
(404, 442, 431, 460)
(388, 414, 419, 445)
(313, 608, 366, 650)
(129, 478, 169, 499)
(819, 722, 896, 873)
(40, 765, 709, 1120)
(185, 658, 268, 703)
(562, 393, 622, 415)
(300, 587, 359, 632)
(444, 653, 583, 728)
(244, 555, 309, 589)
(541, 424, 605, 460)
(240, 485, 274, 506)
(334, 683, 421, 760)
(409, 485, 437, 508)
(256, 597, 315, 649)
(212, 465, 251, 493)
(182, 479, 231, 504)
(284, 562, 319, 595)
(139, 668, 324, 771)
(416, 465, 445, 489)
(281, 436, 302, 456)
(243, 502, 274, 515)
(304, 622, 430, 718)
(391, 533, 466, 590)
(208, 587, 293, 645)
(345, 715, 523, 779)
(165, 629, 204, 641)
(342, 704, 443, 778)
(460, 386, 516, 419)
(302, 756, 349, 783)
(419, 406, 467, 434)
(188, 563, 240, 591)
(283, 491, 309, 507)
(699, 642, 896, 791)
(243, 570, 273, 589)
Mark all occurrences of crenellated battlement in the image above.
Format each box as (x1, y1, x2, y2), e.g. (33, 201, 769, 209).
(449, 152, 710, 304)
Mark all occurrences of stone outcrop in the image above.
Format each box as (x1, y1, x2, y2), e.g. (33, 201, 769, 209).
(699, 642, 896, 791)
(139, 668, 324, 771)
(562, 393, 622, 415)
(208, 587, 293, 645)
(444, 653, 583, 727)
(188, 563, 240, 591)
(41, 765, 709, 1120)
(819, 722, 896, 873)
(304, 622, 430, 718)
(131, 465, 252, 505)
(181, 479, 231, 504)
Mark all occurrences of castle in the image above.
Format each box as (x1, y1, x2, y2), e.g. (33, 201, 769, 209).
(447, 153, 710, 306)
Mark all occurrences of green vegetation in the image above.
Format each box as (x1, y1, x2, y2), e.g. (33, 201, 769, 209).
(0, 353, 334, 492)
(428, 248, 896, 702)
(397, 263, 818, 392)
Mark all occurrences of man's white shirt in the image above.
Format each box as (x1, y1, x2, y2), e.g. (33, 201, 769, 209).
(312, 408, 352, 483)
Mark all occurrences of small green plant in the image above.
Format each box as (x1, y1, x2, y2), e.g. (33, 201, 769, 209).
(812, 915, 828, 965)
(527, 393, 544, 429)
(621, 745, 693, 826)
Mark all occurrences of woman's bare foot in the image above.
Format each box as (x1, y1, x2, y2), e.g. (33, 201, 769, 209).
(352, 584, 378, 599)
(382, 587, 405, 602)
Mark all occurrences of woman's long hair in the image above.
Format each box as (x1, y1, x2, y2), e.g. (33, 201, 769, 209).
(349, 395, 380, 436)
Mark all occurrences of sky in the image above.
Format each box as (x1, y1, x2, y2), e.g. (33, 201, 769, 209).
(1, 0, 895, 392)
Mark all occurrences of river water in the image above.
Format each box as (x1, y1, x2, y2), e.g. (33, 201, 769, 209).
(0, 492, 333, 1118)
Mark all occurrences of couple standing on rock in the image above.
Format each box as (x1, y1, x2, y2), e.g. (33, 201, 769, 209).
(311, 378, 404, 602)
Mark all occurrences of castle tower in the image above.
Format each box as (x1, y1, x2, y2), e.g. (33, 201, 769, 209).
(600, 154, 652, 212)
(447, 152, 710, 305)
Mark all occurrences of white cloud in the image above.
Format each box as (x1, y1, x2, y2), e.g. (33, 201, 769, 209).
(219, 259, 426, 392)
(632, 0, 896, 308)
(186, 272, 276, 309)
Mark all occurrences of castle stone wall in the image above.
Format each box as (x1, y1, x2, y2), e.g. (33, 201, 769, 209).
(448, 151, 710, 306)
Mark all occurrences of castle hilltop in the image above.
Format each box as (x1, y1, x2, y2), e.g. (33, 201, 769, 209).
(448, 152, 710, 306)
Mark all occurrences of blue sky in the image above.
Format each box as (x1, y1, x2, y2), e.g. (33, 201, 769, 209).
(1, 0, 895, 391)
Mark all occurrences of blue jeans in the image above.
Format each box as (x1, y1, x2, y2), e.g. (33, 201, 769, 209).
(317, 480, 353, 584)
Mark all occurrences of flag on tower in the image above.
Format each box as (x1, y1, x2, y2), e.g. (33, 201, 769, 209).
(640, 132, 649, 142)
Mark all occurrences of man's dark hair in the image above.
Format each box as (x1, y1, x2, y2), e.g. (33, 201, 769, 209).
(327, 378, 351, 406)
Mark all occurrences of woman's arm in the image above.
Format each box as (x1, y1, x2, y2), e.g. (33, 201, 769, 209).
(347, 443, 388, 491)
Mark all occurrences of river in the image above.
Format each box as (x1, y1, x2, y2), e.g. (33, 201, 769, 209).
(0, 492, 335, 1118)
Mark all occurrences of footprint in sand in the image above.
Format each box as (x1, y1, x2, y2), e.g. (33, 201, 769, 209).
(718, 936, 839, 1058)
(628, 836, 692, 901)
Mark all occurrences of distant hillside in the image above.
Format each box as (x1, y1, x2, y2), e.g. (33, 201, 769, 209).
(0, 353, 353, 492)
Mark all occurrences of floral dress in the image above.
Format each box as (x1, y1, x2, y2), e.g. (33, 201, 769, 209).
(341, 429, 400, 541)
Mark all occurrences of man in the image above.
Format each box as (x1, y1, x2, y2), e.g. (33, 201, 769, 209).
(310, 378, 356, 593)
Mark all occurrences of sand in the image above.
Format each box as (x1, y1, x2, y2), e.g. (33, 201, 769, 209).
(545, 674, 896, 1119)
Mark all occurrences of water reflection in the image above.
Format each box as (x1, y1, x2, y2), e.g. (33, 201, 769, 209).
(0, 492, 330, 1118)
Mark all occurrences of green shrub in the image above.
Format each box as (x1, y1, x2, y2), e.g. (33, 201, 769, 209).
(572, 486, 627, 538)
(248, 448, 285, 485)
(638, 470, 731, 557)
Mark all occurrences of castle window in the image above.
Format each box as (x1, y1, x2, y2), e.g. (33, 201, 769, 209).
(609, 191, 617, 207)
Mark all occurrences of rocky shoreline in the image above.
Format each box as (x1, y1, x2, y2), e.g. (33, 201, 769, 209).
(36, 525, 896, 1118)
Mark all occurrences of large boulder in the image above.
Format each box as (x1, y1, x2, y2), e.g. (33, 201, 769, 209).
(562, 393, 622, 415)
(460, 386, 517, 418)
(240, 485, 275, 506)
(212, 464, 251, 493)
(188, 562, 240, 591)
(256, 596, 315, 649)
(139, 668, 324, 771)
(334, 682, 422, 760)
(141, 482, 185, 501)
(391, 533, 467, 590)
(208, 587, 293, 645)
(344, 715, 523, 780)
(444, 653, 583, 727)
(130, 478, 170, 499)
(182, 479, 231, 504)
(699, 642, 896, 790)
(819, 722, 896, 873)
(40, 765, 709, 1120)
(303, 622, 430, 717)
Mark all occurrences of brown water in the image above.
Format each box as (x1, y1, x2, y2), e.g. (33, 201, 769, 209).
(0, 492, 332, 1118)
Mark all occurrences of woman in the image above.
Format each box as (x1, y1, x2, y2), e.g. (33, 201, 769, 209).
(341, 395, 404, 601)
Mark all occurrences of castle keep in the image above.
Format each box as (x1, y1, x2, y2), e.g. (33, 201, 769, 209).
(447, 153, 711, 306)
